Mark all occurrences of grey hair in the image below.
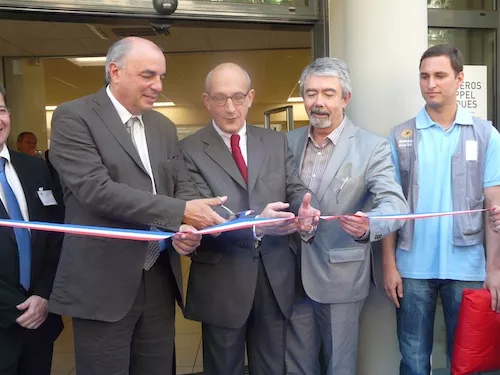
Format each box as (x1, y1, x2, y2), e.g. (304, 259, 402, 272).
(299, 57, 352, 99)
(105, 38, 134, 84)
(204, 63, 252, 93)
(0, 84, 5, 100)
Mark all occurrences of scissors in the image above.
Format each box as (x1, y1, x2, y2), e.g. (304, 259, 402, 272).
(217, 196, 254, 221)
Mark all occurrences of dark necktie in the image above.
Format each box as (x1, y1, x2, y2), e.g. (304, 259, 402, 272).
(230, 134, 248, 184)
(0, 157, 31, 289)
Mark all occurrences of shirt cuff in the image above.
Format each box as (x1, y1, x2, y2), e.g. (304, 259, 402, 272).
(299, 223, 317, 243)
(354, 230, 370, 243)
(253, 215, 264, 241)
(300, 232, 314, 243)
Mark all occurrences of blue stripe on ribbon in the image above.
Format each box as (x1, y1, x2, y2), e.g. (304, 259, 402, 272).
(0, 218, 175, 239)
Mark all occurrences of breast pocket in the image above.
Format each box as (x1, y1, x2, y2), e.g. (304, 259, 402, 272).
(329, 176, 360, 204)
(329, 247, 366, 263)
(259, 172, 286, 198)
(160, 157, 177, 170)
(158, 159, 178, 193)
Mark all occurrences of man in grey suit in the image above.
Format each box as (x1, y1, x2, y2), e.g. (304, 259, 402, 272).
(180, 62, 320, 375)
(48, 37, 226, 375)
(285, 57, 408, 375)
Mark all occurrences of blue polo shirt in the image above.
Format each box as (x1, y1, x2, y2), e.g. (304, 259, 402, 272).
(389, 107, 500, 281)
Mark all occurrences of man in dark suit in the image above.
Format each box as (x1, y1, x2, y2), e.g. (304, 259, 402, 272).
(48, 37, 226, 375)
(0, 85, 63, 375)
(15, 133, 37, 157)
(180, 63, 320, 375)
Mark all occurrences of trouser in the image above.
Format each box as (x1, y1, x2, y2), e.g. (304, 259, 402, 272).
(202, 257, 287, 375)
(73, 260, 177, 375)
(0, 313, 62, 375)
(286, 296, 365, 375)
(396, 278, 496, 375)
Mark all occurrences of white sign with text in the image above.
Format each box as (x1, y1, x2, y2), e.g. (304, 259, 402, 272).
(457, 65, 487, 119)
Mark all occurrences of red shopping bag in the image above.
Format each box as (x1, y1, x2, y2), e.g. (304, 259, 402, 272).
(451, 288, 500, 375)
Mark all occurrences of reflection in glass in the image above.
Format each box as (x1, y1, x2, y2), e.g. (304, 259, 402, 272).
(199, 0, 308, 6)
(427, 0, 496, 10)
(428, 28, 495, 121)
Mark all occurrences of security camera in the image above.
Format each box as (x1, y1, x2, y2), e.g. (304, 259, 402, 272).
(152, 0, 178, 15)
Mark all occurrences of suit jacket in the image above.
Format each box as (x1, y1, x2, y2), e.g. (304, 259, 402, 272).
(287, 119, 408, 304)
(44, 149, 65, 219)
(0, 151, 63, 364)
(180, 124, 314, 329)
(48, 88, 199, 322)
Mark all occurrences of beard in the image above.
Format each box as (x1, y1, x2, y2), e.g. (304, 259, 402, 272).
(309, 108, 331, 129)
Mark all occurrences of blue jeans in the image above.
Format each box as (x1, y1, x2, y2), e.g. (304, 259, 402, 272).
(396, 278, 485, 375)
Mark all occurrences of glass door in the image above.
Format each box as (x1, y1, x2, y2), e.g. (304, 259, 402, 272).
(428, 0, 499, 128)
(428, 28, 496, 122)
(264, 105, 294, 132)
(428, 5, 499, 374)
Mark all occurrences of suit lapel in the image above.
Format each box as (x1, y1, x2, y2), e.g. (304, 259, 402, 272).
(92, 89, 148, 175)
(201, 125, 247, 190)
(9, 153, 38, 246)
(315, 120, 357, 202)
(293, 127, 310, 174)
(0, 199, 15, 243)
(246, 126, 265, 194)
(143, 112, 161, 188)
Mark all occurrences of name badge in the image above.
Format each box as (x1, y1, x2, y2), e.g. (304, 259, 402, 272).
(37, 188, 57, 206)
(465, 140, 478, 161)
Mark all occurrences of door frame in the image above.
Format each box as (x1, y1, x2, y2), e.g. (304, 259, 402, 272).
(0, 0, 318, 24)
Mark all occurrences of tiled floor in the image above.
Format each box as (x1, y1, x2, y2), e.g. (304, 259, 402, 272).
(51, 259, 496, 375)
(48, 261, 457, 375)
(50, 257, 203, 375)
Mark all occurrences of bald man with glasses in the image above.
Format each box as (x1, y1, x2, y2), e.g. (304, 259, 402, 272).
(180, 63, 320, 375)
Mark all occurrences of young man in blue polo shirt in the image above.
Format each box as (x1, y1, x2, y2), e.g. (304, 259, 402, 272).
(382, 44, 500, 375)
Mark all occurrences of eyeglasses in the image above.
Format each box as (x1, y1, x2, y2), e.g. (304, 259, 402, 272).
(0, 107, 10, 117)
(209, 92, 249, 107)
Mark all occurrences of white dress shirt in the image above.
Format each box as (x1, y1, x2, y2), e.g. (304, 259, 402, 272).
(212, 121, 248, 165)
(0, 145, 30, 221)
(106, 86, 157, 194)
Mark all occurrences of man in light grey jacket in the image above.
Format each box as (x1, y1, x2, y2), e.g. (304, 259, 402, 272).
(286, 57, 408, 375)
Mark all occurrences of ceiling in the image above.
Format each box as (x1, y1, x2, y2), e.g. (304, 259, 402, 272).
(0, 19, 312, 106)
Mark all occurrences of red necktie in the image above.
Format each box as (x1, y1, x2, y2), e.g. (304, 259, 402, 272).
(230, 134, 248, 184)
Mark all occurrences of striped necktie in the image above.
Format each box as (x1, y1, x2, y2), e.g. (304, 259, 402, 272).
(124, 118, 161, 270)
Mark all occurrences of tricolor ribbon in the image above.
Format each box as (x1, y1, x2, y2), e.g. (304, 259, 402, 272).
(320, 208, 490, 221)
(0, 216, 289, 241)
(0, 208, 490, 242)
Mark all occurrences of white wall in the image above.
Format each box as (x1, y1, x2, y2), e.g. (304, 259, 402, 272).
(329, 1, 428, 374)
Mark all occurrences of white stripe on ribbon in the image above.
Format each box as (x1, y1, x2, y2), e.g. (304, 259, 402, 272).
(320, 208, 489, 221)
(0, 208, 489, 242)
(0, 219, 173, 241)
(196, 217, 288, 235)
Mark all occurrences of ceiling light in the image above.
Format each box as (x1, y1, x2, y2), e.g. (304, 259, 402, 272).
(45, 105, 57, 111)
(153, 101, 175, 107)
(287, 97, 303, 103)
(67, 57, 107, 67)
